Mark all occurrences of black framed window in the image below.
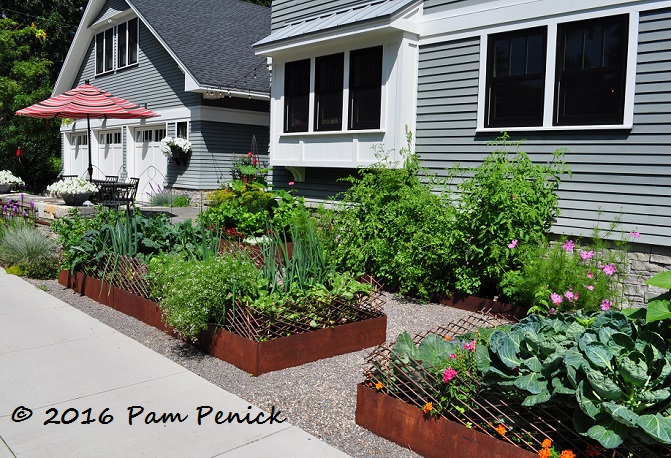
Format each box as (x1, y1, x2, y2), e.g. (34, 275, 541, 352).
(117, 22, 127, 67)
(349, 46, 383, 130)
(128, 18, 138, 65)
(314, 53, 344, 131)
(284, 59, 310, 133)
(485, 27, 546, 127)
(555, 15, 628, 126)
(176, 121, 188, 139)
(104, 28, 113, 72)
(95, 32, 104, 74)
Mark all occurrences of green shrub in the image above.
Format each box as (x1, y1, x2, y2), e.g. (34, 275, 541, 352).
(200, 181, 305, 238)
(325, 136, 463, 299)
(0, 224, 59, 279)
(450, 133, 570, 295)
(147, 252, 261, 339)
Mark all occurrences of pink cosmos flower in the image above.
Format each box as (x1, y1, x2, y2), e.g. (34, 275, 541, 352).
(630, 231, 641, 238)
(562, 240, 575, 252)
(584, 284, 594, 291)
(463, 340, 476, 352)
(443, 367, 458, 383)
(508, 239, 518, 249)
(580, 250, 594, 261)
(601, 264, 616, 276)
(601, 300, 612, 311)
(550, 293, 563, 305)
(449, 354, 457, 360)
(587, 272, 594, 279)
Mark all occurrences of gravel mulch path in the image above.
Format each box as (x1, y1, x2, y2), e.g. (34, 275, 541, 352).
(27, 278, 475, 457)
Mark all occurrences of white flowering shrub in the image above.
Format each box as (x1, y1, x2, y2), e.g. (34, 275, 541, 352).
(160, 137, 192, 158)
(47, 177, 99, 196)
(0, 170, 25, 186)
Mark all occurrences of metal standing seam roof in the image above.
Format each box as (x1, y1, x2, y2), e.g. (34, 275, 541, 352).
(254, 0, 418, 48)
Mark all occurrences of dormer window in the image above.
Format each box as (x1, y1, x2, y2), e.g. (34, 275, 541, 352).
(95, 17, 139, 75)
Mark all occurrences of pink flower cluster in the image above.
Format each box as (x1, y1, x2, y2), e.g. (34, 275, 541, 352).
(562, 240, 575, 252)
(601, 300, 612, 311)
(443, 367, 458, 383)
(463, 340, 476, 352)
(599, 263, 616, 276)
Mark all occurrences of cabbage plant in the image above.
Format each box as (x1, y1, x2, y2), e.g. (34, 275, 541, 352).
(478, 312, 671, 448)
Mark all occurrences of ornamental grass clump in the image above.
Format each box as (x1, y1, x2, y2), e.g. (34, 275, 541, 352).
(0, 223, 59, 279)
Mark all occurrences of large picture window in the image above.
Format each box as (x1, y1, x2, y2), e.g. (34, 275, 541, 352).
(284, 59, 310, 133)
(314, 53, 344, 131)
(349, 46, 383, 130)
(555, 15, 628, 126)
(485, 28, 546, 127)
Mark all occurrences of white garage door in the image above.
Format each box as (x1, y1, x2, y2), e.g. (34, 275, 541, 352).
(128, 126, 167, 202)
(64, 133, 88, 178)
(95, 130, 122, 180)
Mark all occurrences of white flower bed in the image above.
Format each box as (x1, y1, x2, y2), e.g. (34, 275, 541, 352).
(0, 170, 25, 186)
(47, 177, 99, 196)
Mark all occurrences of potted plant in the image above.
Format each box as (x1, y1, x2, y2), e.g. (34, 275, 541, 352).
(0, 170, 25, 193)
(160, 136, 192, 165)
(47, 177, 99, 206)
(231, 152, 270, 184)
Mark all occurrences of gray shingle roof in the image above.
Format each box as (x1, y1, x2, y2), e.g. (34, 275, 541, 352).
(130, 0, 270, 93)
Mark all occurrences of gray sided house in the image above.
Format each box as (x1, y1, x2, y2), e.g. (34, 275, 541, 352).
(255, 0, 671, 282)
(55, 0, 271, 200)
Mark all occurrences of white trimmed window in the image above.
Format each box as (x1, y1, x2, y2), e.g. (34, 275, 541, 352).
(95, 17, 139, 75)
(480, 12, 634, 130)
(283, 45, 384, 133)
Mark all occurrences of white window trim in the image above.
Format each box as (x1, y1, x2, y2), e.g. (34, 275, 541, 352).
(282, 45, 387, 136)
(476, 10, 639, 132)
(94, 16, 139, 76)
(116, 18, 139, 70)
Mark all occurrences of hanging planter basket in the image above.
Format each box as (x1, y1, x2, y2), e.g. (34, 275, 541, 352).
(170, 146, 189, 165)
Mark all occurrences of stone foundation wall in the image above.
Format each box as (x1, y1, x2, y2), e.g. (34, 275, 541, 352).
(625, 243, 671, 308)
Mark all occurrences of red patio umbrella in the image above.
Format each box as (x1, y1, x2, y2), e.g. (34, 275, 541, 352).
(15, 80, 159, 181)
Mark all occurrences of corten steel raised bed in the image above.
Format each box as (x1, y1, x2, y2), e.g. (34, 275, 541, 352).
(58, 269, 387, 376)
(355, 384, 536, 458)
(357, 312, 671, 458)
(430, 291, 527, 318)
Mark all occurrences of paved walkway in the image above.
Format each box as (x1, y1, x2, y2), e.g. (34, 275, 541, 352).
(0, 270, 348, 458)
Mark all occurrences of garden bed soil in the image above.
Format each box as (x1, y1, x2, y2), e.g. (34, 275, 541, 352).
(355, 384, 536, 458)
(58, 270, 387, 376)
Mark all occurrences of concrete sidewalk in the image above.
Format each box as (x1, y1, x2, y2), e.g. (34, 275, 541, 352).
(0, 270, 348, 458)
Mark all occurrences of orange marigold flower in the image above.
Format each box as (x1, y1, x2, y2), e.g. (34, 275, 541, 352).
(559, 451, 576, 458)
(541, 439, 552, 449)
(423, 402, 433, 414)
(444, 336, 452, 341)
(538, 448, 552, 458)
(375, 381, 382, 390)
(494, 424, 507, 436)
